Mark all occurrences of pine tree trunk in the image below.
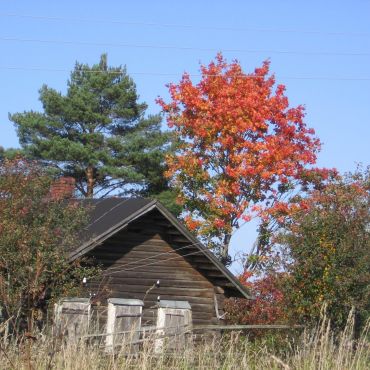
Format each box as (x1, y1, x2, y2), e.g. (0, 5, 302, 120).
(86, 166, 95, 198)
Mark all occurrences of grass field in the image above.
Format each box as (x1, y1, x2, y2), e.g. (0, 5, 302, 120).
(1, 315, 369, 369)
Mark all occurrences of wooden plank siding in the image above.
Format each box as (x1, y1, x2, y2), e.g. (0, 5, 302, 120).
(85, 209, 223, 326)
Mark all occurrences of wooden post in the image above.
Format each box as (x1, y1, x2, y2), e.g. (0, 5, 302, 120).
(54, 298, 91, 341)
(105, 298, 143, 353)
(0, 304, 9, 344)
(155, 300, 192, 353)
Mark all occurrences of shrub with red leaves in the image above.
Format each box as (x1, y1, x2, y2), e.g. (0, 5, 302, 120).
(225, 271, 289, 326)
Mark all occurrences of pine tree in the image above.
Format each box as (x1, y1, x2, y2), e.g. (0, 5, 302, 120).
(10, 54, 173, 201)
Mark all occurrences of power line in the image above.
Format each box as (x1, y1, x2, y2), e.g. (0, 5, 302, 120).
(100, 215, 256, 277)
(1, 65, 370, 81)
(92, 240, 208, 296)
(92, 198, 360, 280)
(103, 248, 208, 276)
(98, 193, 365, 278)
(1, 36, 369, 57)
(101, 240, 205, 274)
(0, 13, 368, 37)
(83, 198, 130, 231)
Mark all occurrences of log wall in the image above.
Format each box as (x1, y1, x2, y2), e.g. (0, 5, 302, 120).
(86, 210, 225, 326)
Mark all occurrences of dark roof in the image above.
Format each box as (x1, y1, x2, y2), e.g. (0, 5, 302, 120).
(78, 198, 153, 244)
(71, 197, 252, 300)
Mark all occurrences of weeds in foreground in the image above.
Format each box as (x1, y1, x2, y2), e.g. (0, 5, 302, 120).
(0, 314, 369, 369)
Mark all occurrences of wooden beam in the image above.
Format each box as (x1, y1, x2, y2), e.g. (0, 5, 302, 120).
(193, 324, 305, 331)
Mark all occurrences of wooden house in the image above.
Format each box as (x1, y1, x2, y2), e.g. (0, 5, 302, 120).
(70, 198, 252, 328)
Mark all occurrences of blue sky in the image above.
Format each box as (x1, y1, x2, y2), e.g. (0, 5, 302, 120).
(1, 1, 369, 272)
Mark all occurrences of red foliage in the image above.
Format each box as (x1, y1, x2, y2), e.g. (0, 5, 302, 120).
(225, 272, 288, 325)
(158, 53, 326, 259)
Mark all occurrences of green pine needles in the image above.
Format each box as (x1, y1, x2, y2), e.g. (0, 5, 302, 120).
(10, 54, 174, 204)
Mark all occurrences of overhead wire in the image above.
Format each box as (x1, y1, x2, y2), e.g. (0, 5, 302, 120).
(90, 239, 208, 297)
(96, 195, 338, 279)
(0, 66, 369, 81)
(0, 13, 368, 37)
(99, 213, 252, 277)
(99, 240, 205, 274)
(93, 190, 370, 279)
(1, 36, 369, 57)
(83, 198, 130, 231)
(102, 248, 209, 277)
(90, 197, 348, 297)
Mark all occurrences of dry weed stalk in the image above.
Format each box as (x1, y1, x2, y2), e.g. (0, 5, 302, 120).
(0, 311, 368, 369)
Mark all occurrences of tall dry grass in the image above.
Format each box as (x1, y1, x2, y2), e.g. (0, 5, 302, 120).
(0, 314, 369, 370)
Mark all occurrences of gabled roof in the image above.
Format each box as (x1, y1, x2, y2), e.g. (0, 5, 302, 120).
(70, 198, 252, 300)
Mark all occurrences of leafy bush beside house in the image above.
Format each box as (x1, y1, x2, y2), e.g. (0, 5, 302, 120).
(279, 167, 370, 331)
(0, 158, 98, 336)
(225, 168, 370, 334)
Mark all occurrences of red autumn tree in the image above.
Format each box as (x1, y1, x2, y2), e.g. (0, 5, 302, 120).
(158, 54, 323, 264)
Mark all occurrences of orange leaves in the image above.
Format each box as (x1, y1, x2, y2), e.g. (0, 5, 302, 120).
(242, 214, 252, 222)
(159, 54, 323, 258)
(214, 218, 226, 228)
(184, 216, 201, 231)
